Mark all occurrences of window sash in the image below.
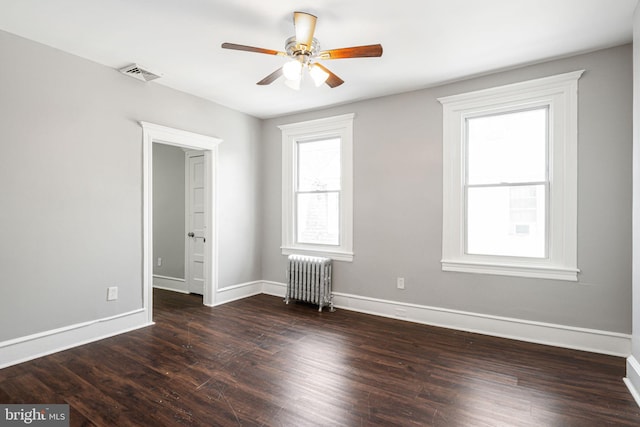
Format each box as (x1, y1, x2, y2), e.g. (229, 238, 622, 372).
(463, 106, 550, 260)
(464, 182, 549, 258)
(296, 138, 341, 192)
(295, 190, 341, 246)
(294, 136, 342, 246)
(464, 106, 549, 186)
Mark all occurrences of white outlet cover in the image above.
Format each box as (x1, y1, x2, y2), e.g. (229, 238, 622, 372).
(107, 287, 118, 301)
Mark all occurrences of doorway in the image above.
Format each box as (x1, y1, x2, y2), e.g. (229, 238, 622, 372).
(152, 146, 206, 296)
(141, 122, 222, 324)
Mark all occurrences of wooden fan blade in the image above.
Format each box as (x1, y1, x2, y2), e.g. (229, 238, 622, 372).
(293, 11, 317, 48)
(313, 63, 344, 88)
(257, 67, 283, 85)
(319, 44, 383, 59)
(221, 42, 286, 56)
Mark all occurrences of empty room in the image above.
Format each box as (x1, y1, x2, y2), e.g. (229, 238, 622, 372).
(3, 0, 640, 425)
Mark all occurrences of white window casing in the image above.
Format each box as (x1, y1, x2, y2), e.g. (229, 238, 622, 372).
(438, 71, 584, 281)
(280, 114, 354, 262)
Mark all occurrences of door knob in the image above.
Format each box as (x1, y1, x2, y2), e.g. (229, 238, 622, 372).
(187, 232, 195, 238)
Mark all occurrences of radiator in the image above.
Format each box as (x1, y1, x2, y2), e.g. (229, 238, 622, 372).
(285, 254, 334, 312)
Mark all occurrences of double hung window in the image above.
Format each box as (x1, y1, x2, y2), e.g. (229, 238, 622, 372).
(466, 107, 548, 258)
(439, 71, 582, 280)
(280, 114, 354, 261)
(296, 137, 341, 246)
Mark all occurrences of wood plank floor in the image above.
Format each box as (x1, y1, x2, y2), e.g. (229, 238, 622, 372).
(1, 289, 640, 426)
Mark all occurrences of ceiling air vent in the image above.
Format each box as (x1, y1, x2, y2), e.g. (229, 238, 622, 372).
(118, 63, 162, 82)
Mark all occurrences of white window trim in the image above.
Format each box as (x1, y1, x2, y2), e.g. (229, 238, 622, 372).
(438, 71, 584, 281)
(280, 114, 354, 262)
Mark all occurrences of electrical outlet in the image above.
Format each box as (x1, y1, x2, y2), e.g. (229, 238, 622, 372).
(107, 286, 118, 301)
(157, 257, 162, 267)
(397, 277, 405, 290)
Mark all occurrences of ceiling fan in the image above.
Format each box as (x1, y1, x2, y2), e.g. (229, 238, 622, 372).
(221, 11, 383, 89)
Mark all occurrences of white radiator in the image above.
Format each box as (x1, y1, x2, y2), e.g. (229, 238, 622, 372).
(285, 254, 334, 312)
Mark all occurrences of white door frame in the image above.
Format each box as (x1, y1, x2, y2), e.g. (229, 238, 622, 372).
(141, 121, 222, 324)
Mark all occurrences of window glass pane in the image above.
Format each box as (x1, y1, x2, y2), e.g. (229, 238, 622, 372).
(298, 138, 341, 191)
(297, 192, 340, 245)
(467, 108, 547, 185)
(467, 185, 546, 258)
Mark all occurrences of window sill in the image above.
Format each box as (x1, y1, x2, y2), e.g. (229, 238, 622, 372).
(441, 259, 579, 281)
(282, 246, 353, 262)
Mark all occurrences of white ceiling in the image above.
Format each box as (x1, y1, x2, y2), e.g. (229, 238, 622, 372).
(0, 0, 636, 119)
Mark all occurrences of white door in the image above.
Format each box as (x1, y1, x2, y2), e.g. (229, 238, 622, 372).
(185, 152, 206, 295)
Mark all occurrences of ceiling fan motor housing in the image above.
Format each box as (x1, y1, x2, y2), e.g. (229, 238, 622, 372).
(285, 36, 320, 64)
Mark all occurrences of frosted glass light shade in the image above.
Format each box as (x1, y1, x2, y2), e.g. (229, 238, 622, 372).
(284, 78, 301, 90)
(309, 64, 329, 87)
(283, 60, 303, 81)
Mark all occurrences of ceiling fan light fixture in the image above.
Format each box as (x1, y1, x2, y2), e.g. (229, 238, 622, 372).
(309, 64, 329, 87)
(222, 11, 383, 89)
(284, 77, 301, 91)
(283, 59, 303, 81)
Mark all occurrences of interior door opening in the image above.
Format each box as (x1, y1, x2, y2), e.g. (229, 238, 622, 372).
(141, 121, 222, 324)
(151, 145, 206, 298)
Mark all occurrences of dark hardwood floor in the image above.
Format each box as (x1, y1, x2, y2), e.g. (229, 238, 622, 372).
(1, 289, 639, 426)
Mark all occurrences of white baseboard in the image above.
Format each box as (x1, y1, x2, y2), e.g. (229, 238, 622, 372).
(262, 280, 287, 297)
(153, 275, 188, 293)
(333, 291, 630, 357)
(214, 281, 264, 306)
(0, 280, 263, 369)
(0, 309, 152, 369)
(2, 280, 630, 371)
(625, 355, 640, 407)
(259, 281, 630, 357)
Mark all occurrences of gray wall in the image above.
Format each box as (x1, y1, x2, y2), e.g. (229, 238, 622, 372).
(261, 44, 633, 334)
(153, 144, 185, 279)
(0, 29, 262, 341)
(0, 26, 632, 345)
(632, 5, 640, 360)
